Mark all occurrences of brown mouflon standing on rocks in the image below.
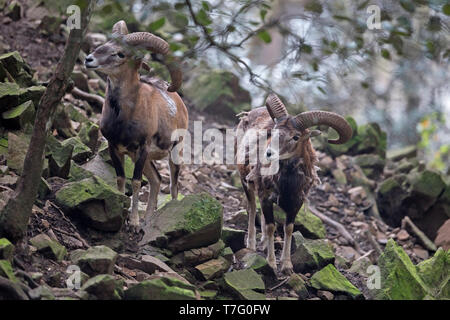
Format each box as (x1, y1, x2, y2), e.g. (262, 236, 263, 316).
(236, 93, 352, 274)
(85, 21, 188, 233)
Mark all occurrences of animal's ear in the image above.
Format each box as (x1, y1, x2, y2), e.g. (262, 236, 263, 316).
(112, 20, 129, 36)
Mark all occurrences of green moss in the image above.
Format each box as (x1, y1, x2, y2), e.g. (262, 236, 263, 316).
(178, 193, 223, 234)
(0, 259, 17, 282)
(274, 205, 326, 239)
(378, 177, 400, 195)
(416, 248, 450, 298)
(310, 264, 362, 299)
(224, 269, 265, 300)
(377, 239, 430, 300)
(124, 277, 197, 300)
(0, 238, 14, 261)
(408, 170, 445, 199)
(30, 234, 67, 262)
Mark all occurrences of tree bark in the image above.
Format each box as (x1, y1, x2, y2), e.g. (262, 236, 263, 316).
(0, 0, 95, 242)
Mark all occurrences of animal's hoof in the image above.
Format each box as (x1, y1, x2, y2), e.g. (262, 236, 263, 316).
(127, 220, 142, 234)
(281, 261, 294, 275)
(268, 260, 277, 272)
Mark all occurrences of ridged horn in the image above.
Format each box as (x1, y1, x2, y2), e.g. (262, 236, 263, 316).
(292, 111, 353, 144)
(112, 20, 129, 35)
(124, 32, 169, 55)
(266, 93, 289, 120)
(124, 32, 182, 92)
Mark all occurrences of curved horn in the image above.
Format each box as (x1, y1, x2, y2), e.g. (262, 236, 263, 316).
(266, 93, 289, 120)
(124, 32, 182, 91)
(112, 20, 129, 35)
(292, 111, 353, 144)
(124, 32, 169, 55)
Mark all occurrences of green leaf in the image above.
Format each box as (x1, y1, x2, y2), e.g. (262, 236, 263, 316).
(304, 0, 323, 14)
(257, 30, 272, 43)
(260, 9, 268, 21)
(167, 11, 189, 29)
(149, 17, 166, 32)
(399, 0, 415, 13)
(174, 2, 186, 10)
(317, 86, 326, 94)
(381, 49, 391, 60)
(302, 44, 313, 54)
(196, 9, 212, 26)
(202, 1, 211, 11)
(443, 4, 450, 16)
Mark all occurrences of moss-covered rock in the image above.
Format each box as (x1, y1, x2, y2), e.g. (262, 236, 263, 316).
(28, 285, 55, 300)
(287, 273, 309, 299)
(78, 121, 99, 153)
(184, 69, 251, 121)
(195, 256, 231, 280)
(62, 136, 92, 163)
(70, 246, 118, 276)
(6, 131, 30, 174)
(274, 205, 326, 239)
(416, 248, 449, 299)
(377, 239, 429, 300)
(46, 135, 73, 179)
(221, 227, 246, 252)
(354, 154, 386, 179)
(1, 100, 35, 129)
(81, 274, 123, 300)
(0, 259, 17, 282)
(124, 276, 197, 300)
(0, 238, 14, 261)
(223, 269, 266, 300)
(30, 234, 67, 262)
(327, 119, 386, 158)
(387, 145, 418, 161)
(55, 177, 130, 232)
(140, 193, 223, 252)
(0, 51, 33, 86)
(310, 264, 362, 299)
(291, 232, 335, 273)
(406, 170, 446, 214)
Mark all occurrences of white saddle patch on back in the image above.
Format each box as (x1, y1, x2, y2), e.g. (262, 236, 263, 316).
(158, 88, 177, 117)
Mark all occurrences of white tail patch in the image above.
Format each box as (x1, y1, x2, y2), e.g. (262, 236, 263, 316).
(158, 88, 177, 117)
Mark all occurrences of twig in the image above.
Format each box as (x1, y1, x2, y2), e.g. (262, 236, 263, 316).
(71, 87, 105, 110)
(309, 205, 363, 254)
(0, 276, 29, 300)
(364, 230, 382, 256)
(401, 216, 437, 252)
(268, 277, 290, 291)
(53, 227, 90, 249)
(48, 201, 90, 248)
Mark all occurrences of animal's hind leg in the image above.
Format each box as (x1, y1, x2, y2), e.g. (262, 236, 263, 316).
(242, 179, 257, 251)
(143, 160, 161, 224)
(169, 156, 181, 200)
(260, 198, 276, 271)
(129, 146, 149, 233)
(109, 145, 125, 193)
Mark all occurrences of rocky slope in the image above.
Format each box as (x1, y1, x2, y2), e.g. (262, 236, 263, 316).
(0, 2, 449, 300)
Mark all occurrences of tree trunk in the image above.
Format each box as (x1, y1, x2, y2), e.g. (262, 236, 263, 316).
(0, 0, 96, 242)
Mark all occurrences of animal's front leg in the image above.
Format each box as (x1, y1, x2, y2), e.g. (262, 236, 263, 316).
(261, 199, 276, 271)
(109, 145, 125, 193)
(281, 223, 294, 275)
(144, 160, 161, 221)
(129, 146, 149, 233)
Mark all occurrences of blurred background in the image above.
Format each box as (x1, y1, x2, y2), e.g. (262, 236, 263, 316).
(21, 0, 450, 172)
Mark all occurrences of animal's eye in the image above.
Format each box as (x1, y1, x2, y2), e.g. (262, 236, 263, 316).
(117, 52, 125, 58)
(293, 135, 299, 141)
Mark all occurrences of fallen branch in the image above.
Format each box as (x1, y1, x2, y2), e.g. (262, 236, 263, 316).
(309, 205, 363, 254)
(401, 216, 437, 252)
(48, 201, 90, 248)
(364, 230, 383, 256)
(71, 87, 105, 110)
(268, 277, 290, 291)
(0, 276, 29, 300)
